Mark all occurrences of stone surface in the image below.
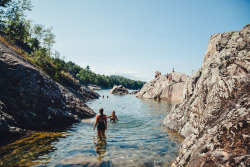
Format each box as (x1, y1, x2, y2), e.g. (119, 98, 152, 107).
(0, 41, 99, 143)
(163, 25, 250, 166)
(88, 84, 101, 90)
(109, 85, 129, 95)
(130, 90, 139, 94)
(136, 72, 189, 102)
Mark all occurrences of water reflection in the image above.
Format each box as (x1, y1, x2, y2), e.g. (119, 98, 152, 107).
(1, 90, 184, 166)
(93, 136, 107, 161)
(0, 132, 63, 166)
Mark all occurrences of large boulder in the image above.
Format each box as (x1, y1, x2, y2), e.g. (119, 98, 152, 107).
(0, 41, 99, 143)
(162, 25, 250, 166)
(136, 72, 189, 102)
(109, 85, 129, 95)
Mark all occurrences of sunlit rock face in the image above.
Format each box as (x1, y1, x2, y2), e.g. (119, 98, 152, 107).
(109, 85, 129, 95)
(136, 72, 189, 102)
(163, 25, 250, 166)
(0, 41, 99, 142)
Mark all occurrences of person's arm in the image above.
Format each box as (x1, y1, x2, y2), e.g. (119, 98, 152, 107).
(105, 115, 107, 130)
(93, 115, 98, 130)
(115, 115, 119, 120)
(107, 115, 111, 118)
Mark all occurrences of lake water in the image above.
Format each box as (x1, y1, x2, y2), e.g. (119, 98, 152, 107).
(1, 89, 182, 166)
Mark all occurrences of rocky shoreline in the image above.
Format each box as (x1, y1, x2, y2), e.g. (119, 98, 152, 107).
(163, 25, 250, 166)
(0, 41, 99, 144)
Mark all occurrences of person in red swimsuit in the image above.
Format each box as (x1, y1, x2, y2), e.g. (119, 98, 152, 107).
(93, 108, 107, 138)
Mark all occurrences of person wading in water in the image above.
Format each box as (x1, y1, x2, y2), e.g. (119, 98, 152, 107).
(107, 111, 119, 123)
(93, 108, 107, 138)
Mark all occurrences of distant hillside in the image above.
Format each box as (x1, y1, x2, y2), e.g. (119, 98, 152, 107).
(75, 66, 146, 89)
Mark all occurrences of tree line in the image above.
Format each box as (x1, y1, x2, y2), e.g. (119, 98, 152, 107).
(68, 63, 145, 89)
(0, 0, 145, 89)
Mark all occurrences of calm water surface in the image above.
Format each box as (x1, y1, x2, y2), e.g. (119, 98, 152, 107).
(35, 89, 182, 166)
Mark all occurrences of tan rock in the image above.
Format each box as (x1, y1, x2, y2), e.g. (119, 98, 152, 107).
(109, 85, 129, 95)
(163, 24, 250, 166)
(136, 72, 189, 102)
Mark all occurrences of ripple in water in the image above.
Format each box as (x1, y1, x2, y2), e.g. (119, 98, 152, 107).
(34, 89, 183, 166)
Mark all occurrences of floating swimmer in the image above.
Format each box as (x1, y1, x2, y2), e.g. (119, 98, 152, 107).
(107, 111, 119, 122)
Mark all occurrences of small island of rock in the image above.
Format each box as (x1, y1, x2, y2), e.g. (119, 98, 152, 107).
(109, 85, 129, 95)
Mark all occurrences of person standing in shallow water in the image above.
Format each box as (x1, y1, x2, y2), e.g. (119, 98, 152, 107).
(93, 108, 107, 138)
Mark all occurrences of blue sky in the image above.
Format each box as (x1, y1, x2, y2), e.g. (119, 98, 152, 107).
(26, 0, 250, 81)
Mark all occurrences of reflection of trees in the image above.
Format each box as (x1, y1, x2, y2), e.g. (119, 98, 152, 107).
(93, 136, 107, 161)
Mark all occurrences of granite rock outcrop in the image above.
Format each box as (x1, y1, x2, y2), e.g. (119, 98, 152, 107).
(136, 72, 189, 102)
(109, 85, 129, 95)
(130, 90, 139, 94)
(0, 41, 99, 143)
(163, 25, 250, 166)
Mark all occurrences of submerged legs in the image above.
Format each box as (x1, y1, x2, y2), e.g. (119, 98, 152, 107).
(97, 129, 105, 138)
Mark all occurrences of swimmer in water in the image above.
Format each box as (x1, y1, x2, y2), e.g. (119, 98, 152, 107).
(93, 108, 107, 137)
(107, 111, 119, 122)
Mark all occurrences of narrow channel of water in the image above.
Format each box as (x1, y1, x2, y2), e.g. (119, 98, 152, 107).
(0, 89, 183, 167)
(33, 89, 182, 166)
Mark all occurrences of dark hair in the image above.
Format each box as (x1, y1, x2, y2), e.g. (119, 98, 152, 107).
(99, 108, 104, 118)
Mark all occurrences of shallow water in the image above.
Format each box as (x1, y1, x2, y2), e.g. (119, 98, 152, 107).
(1, 89, 183, 167)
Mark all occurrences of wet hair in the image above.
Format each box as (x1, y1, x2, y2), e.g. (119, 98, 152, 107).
(99, 108, 104, 118)
(113, 111, 115, 114)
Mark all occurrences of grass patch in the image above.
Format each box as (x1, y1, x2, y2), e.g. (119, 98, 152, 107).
(230, 31, 235, 36)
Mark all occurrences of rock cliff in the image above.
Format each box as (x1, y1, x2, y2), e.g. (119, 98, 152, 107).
(136, 72, 189, 102)
(0, 41, 99, 143)
(163, 25, 250, 166)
